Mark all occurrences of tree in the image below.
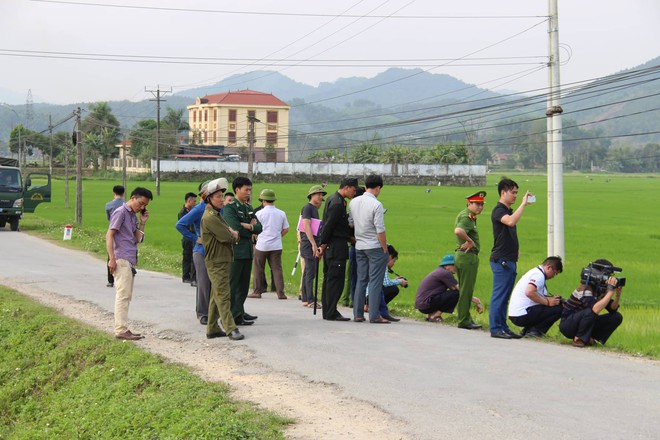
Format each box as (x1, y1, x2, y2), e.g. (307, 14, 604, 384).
(380, 145, 406, 175)
(264, 142, 277, 162)
(350, 143, 381, 163)
(475, 146, 493, 165)
(128, 120, 157, 162)
(161, 107, 190, 157)
(82, 102, 121, 169)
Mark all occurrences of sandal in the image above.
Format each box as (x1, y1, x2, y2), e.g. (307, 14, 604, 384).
(425, 316, 443, 323)
(306, 302, 321, 309)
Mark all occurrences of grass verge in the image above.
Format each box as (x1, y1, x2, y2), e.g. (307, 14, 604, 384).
(0, 286, 289, 439)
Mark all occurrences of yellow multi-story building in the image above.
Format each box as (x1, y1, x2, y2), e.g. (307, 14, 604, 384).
(187, 89, 290, 162)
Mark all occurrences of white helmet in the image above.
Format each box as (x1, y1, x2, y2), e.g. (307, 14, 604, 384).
(206, 177, 229, 196)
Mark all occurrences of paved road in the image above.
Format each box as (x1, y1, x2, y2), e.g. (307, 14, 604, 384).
(1, 231, 659, 439)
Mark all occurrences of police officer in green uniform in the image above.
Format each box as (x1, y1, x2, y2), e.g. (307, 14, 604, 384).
(201, 178, 244, 340)
(454, 191, 486, 329)
(223, 177, 262, 325)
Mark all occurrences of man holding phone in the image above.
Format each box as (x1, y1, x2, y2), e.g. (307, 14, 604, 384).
(106, 187, 153, 341)
(488, 178, 534, 339)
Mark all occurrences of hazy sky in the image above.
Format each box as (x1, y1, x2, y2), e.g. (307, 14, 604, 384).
(1, 0, 658, 104)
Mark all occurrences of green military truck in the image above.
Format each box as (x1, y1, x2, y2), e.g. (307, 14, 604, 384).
(0, 158, 51, 231)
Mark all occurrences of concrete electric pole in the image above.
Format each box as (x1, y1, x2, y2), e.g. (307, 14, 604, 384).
(146, 86, 171, 196)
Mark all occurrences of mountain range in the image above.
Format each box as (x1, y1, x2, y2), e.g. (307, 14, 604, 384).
(1, 57, 658, 158)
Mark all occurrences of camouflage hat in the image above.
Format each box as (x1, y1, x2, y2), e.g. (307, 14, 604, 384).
(307, 185, 327, 199)
(259, 188, 277, 202)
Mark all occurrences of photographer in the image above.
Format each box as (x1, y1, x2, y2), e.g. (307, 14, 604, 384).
(559, 259, 624, 347)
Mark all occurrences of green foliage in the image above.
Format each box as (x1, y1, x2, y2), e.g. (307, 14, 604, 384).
(0, 287, 288, 439)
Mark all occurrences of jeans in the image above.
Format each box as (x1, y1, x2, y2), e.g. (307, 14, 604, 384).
(489, 259, 517, 334)
(353, 247, 389, 321)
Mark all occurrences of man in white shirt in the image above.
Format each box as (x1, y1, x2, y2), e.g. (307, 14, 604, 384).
(349, 174, 390, 323)
(249, 189, 289, 300)
(508, 256, 564, 338)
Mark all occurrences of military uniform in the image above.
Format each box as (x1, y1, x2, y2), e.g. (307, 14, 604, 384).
(223, 197, 262, 321)
(201, 204, 236, 335)
(454, 191, 486, 328)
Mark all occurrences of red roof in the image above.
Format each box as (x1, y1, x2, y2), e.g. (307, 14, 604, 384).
(198, 90, 288, 107)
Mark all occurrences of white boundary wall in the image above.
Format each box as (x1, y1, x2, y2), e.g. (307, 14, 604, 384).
(154, 160, 485, 178)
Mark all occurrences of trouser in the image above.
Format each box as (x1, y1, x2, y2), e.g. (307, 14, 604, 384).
(252, 249, 285, 296)
(383, 285, 400, 304)
(340, 245, 356, 306)
(489, 259, 517, 334)
(230, 258, 253, 320)
(192, 252, 210, 319)
(113, 258, 135, 335)
(418, 290, 460, 315)
(455, 251, 479, 327)
(354, 247, 389, 321)
(205, 261, 236, 335)
(321, 239, 348, 320)
(300, 239, 317, 303)
(182, 239, 194, 281)
(107, 254, 114, 285)
(560, 309, 623, 345)
(510, 304, 563, 334)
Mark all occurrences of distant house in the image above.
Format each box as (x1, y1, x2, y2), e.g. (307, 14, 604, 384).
(187, 90, 290, 162)
(108, 140, 150, 173)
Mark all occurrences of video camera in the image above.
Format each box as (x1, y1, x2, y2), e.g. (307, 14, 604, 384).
(580, 262, 625, 295)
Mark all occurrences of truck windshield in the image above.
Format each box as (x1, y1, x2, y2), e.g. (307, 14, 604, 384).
(0, 169, 21, 190)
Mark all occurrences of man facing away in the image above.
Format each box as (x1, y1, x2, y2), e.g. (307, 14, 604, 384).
(489, 178, 534, 339)
(178, 192, 197, 284)
(248, 188, 289, 300)
(223, 177, 262, 326)
(317, 177, 358, 321)
(106, 187, 153, 341)
(104, 185, 125, 288)
(350, 174, 390, 324)
(453, 191, 487, 330)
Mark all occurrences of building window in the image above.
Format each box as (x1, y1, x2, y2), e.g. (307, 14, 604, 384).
(266, 132, 278, 145)
(214, 109, 217, 121)
(193, 110, 196, 123)
(213, 132, 216, 143)
(204, 131, 208, 143)
(229, 109, 236, 122)
(248, 110, 255, 119)
(204, 110, 208, 122)
(228, 131, 236, 145)
(267, 111, 278, 124)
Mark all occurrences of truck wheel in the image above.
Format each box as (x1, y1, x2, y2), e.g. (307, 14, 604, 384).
(9, 218, 19, 231)
(0, 218, 6, 228)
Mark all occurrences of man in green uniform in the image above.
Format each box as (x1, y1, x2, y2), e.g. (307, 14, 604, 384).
(454, 191, 486, 329)
(201, 178, 244, 341)
(223, 177, 262, 325)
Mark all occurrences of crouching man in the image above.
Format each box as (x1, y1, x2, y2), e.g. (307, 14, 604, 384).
(507, 256, 564, 339)
(559, 259, 624, 347)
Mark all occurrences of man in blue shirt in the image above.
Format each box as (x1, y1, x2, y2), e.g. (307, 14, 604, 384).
(104, 185, 124, 288)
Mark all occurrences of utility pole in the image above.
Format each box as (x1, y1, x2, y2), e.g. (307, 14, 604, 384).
(146, 86, 171, 196)
(48, 114, 53, 176)
(546, 0, 564, 258)
(74, 107, 83, 224)
(121, 134, 127, 190)
(247, 114, 260, 181)
(64, 132, 70, 209)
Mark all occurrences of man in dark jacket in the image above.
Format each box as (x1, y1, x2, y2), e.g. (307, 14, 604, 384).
(317, 177, 358, 321)
(178, 192, 197, 284)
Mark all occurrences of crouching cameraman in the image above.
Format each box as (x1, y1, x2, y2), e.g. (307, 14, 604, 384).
(559, 259, 624, 347)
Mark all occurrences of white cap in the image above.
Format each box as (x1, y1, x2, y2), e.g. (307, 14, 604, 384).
(207, 177, 229, 196)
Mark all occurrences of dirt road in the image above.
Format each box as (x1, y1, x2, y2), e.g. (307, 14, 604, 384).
(1, 231, 658, 439)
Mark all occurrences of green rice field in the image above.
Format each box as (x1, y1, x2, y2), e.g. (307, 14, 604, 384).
(16, 172, 660, 357)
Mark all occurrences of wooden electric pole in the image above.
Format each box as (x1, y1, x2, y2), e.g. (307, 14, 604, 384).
(74, 107, 83, 224)
(146, 86, 171, 196)
(247, 114, 260, 181)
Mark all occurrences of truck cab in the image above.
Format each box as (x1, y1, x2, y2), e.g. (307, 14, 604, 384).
(0, 158, 51, 231)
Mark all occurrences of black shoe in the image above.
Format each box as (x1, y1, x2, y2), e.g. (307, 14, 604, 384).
(491, 330, 513, 339)
(525, 330, 543, 338)
(228, 329, 244, 340)
(236, 319, 254, 326)
(330, 314, 350, 321)
(243, 313, 258, 321)
(106, 283, 114, 288)
(183, 278, 191, 283)
(190, 281, 197, 287)
(382, 315, 400, 322)
(206, 330, 226, 339)
(505, 329, 523, 339)
(199, 316, 208, 325)
(459, 323, 483, 330)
